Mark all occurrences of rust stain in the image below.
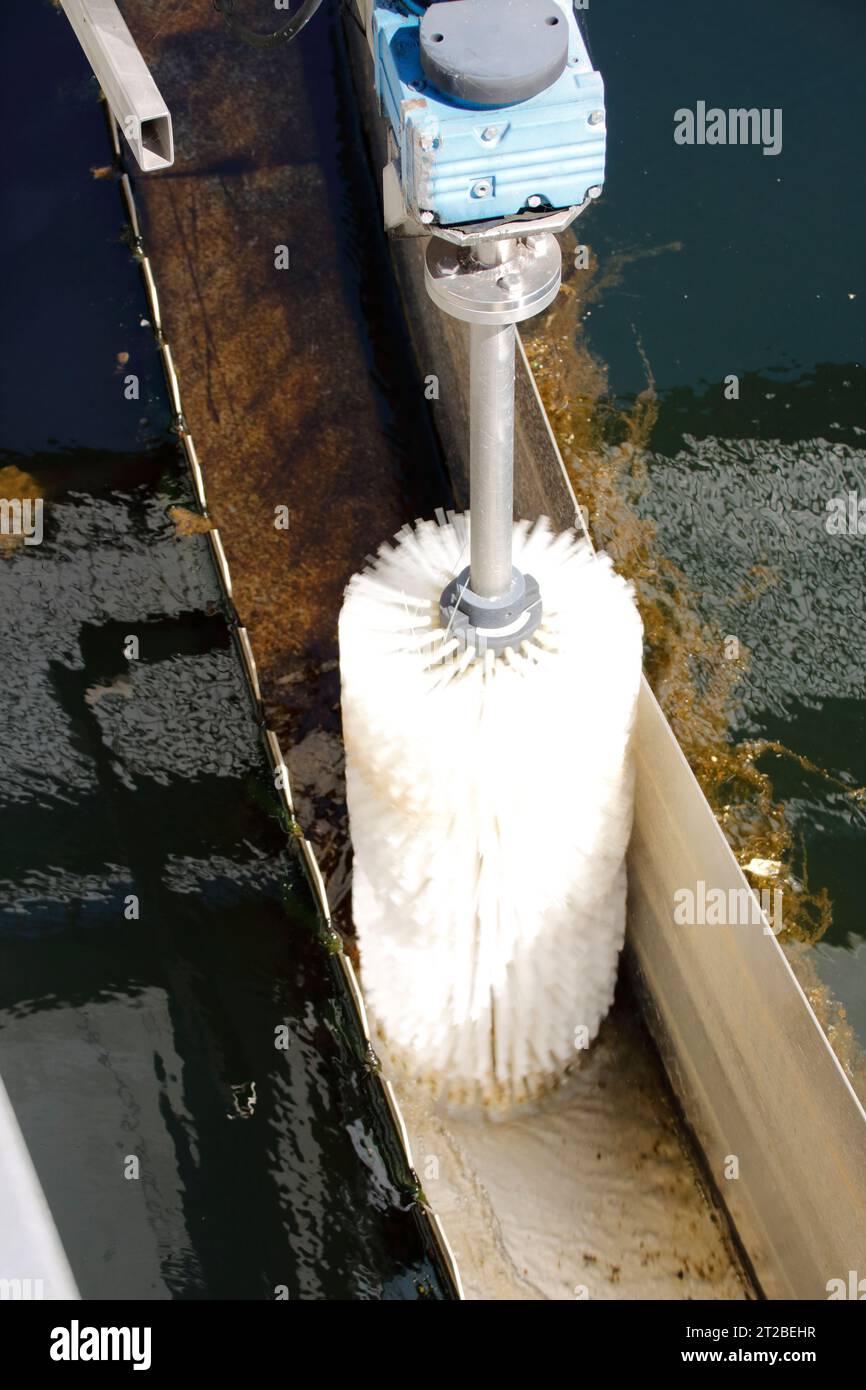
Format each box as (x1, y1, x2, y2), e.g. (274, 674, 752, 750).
(168, 504, 214, 535)
(121, 4, 442, 923)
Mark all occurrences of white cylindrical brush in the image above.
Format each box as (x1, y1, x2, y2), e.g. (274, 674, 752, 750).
(339, 512, 643, 1109)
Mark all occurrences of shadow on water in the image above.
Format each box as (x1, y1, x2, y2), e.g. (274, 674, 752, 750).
(0, 0, 453, 1299)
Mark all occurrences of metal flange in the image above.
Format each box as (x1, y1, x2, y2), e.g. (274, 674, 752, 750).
(425, 233, 562, 326)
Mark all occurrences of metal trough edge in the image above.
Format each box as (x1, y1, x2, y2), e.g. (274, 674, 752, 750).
(345, 5, 866, 1301)
(117, 141, 464, 1301)
(0, 1076, 79, 1300)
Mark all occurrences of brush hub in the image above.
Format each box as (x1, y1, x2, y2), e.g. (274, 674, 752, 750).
(440, 564, 542, 653)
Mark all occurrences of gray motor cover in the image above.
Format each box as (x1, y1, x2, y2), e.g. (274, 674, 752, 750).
(419, 0, 569, 108)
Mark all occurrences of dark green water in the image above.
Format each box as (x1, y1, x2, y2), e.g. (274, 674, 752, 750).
(0, 0, 453, 1299)
(581, 1, 866, 1033)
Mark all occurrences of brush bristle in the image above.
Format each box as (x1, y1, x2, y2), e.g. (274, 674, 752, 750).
(339, 514, 643, 1110)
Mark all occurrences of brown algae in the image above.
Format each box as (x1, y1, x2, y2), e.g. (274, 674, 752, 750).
(525, 241, 866, 1099)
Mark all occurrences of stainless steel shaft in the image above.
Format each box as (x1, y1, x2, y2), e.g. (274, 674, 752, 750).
(424, 229, 561, 633)
(469, 320, 516, 600)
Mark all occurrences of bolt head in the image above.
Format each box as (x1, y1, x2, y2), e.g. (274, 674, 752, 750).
(527, 194, 543, 208)
(481, 126, 498, 142)
(588, 109, 605, 126)
(471, 180, 493, 199)
(587, 185, 603, 199)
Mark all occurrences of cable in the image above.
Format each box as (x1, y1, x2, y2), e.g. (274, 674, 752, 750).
(212, 0, 326, 48)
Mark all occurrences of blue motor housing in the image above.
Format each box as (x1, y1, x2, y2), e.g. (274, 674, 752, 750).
(372, 0, 606, 229)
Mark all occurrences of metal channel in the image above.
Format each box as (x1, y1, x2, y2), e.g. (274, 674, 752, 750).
(0, 1076, 79, 1300)
(119, 138, 465, 1301)
(347, 3, 866, 1299)
(628, 683, 866, 1299)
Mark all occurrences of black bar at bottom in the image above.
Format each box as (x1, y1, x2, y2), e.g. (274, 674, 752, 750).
(6, 1294, 863, 1373)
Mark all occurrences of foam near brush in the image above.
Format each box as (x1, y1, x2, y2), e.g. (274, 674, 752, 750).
(339, 514, 643, 1109)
